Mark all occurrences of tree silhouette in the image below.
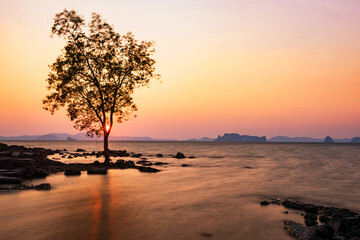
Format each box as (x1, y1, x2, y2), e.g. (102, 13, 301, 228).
(43, 9, 159, 164)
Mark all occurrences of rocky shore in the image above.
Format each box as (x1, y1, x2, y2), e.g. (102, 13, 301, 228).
(0, 143, 179, 192)
(260, 198, 360, 240)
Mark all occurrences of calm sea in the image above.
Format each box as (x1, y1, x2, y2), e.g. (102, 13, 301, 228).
(0, 141, 359, 240)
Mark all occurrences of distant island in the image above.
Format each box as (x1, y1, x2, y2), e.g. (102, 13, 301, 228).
(215, 133, 267, 142)
(0, 133, 359, 143)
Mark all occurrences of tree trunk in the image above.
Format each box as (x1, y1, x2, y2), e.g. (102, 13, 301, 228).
(104, 133, 110, 165)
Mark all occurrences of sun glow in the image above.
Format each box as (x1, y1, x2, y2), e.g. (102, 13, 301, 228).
(105, 125, 110, 132)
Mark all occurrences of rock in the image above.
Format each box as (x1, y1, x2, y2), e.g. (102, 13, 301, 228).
(283, 220, 307, 239)
(93, 160, 101, 166)
(313, 225, 333, 239)
(115, 159, 125, 165)
(131, 153, 142, 158)
(154, 162, 168, 165)
(260, 201, 270, 206)
(136, 160, 152, 166)
(0, 176, 22, 184)
(76, 148, 86, 152)
(156, 154, 163, 158)
(304, 213, 318, 226)
(32, 168, 48, 178)
(305, 204, 318, 214)
(35, 183, 51, 190)
(200, 233, 213, 238)
(117, 160, 135, 169)
(283, 200, 305, 210)
(174, 152, 186, 159)
(284, 211, 289, 214)
(138, 166, 160, 173)
(181, 164, 189, 167)
(319, 215, 331, 223)
(334, 216, 360, 238)
(189, 156, 196, 159)
(64, 169, 81, 176)
(87, 169, 107, 175)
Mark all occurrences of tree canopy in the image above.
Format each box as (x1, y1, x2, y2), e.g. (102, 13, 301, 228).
(43, 9, 160, 138)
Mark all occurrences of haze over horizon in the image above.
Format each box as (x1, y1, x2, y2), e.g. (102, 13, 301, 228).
(1, 0, 360, 139)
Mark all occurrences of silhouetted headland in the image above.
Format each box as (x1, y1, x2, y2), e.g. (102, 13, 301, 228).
(215, 133, 267, 142)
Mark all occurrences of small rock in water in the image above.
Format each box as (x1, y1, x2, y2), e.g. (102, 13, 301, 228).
(260, 201, 270, 206)
(131, 153, 141, 158)
(35, 183, 51, 190)
(64, 169, 81, 176)
(189, 156, 196, 159)
(174, 152, 186, 159)
(93, 160, 101, 165)
(154, 162, 168, 165)
(87, 169, 107, 175)
(200, 232, 213, 238)
(181, 164, 189, 167)
(76, 148, 86, 152)
(138, 166, 160, 173)
(156, 153, 163, 158)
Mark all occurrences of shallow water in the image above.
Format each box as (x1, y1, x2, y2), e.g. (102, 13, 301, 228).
(0, 141, 359, 240)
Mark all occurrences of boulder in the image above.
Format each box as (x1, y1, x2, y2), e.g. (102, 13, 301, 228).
(334, 216, 360, 238)
(174, 152, 186, 159)
(87, 169, 107, 175)
(305, 204, 318, 214)
(64, 169, 81, 176)
(260, 201, 270, 206)
(304, 213, 318, 226)
(35, 183, 51, 190)
(138, 166, 160, 173)
(93, 160, 101, 166)
(76, 148, 86, 152)
(154, 162, 168, 165)
(283, 200, 305, 210)
(117, 161, 135, 169)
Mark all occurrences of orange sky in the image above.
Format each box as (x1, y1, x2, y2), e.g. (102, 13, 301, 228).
(0, 0, 359, 139)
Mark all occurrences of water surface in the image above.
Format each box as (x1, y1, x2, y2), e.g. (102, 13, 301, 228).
(1, 141, 359, 240)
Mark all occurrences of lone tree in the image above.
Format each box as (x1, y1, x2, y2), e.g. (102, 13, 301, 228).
(43, 9, 159, 164)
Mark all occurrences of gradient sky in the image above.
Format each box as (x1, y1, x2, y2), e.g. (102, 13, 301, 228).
(0, 0, 359, 139)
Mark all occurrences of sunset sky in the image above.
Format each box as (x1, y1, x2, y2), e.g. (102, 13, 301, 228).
(0, 0, 359, 139)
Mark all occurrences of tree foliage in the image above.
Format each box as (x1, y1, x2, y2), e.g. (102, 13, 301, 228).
(43, 9, 160, 137)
